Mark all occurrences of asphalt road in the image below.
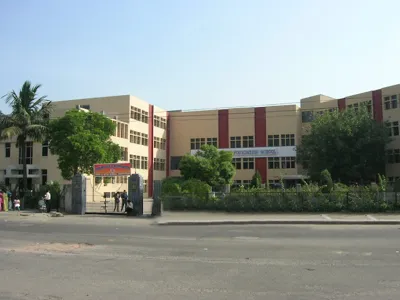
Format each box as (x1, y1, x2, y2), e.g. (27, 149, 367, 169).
(1, 215, 400, 300)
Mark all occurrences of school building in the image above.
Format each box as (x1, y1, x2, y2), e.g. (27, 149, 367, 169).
(1, 83, 400, 200)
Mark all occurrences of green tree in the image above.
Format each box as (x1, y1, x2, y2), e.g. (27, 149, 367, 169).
(179, 144, 236, 186)
(297, 105, 391, 184)
(48, 109, 121, 180)
(0, 81, 52, 192)
(251, 170, 262, 188)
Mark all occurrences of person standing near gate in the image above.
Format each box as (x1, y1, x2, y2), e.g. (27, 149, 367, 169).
(44, 190, 51, 213)
(113, 192, 120, 212)
(121, 190, 128, 212)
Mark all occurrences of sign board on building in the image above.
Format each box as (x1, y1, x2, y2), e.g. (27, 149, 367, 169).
(93, 163, 131, 177)
(190, 146, 296, 158)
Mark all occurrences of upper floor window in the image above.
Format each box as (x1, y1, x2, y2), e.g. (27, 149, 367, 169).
(348, 103, 359, 112)
(301, 111, 313, 123)
(384, 95, 398, 110)
(230, 136, 241, 148)
(268, 135, 280, 147)
(232, 158, 241, 169)
(190, 138, 205, 150)
(387, 121, 399, 137)
(281, 157, 296, 169)
(242, 158, 254, 169)
(170, 156, 182, 170)
(154, 115, 167, 129)
(120, 147, 128, 161)
(242, 136, 254, 148)
(154, 158, 166, 171)
(268, 157, 280, 169)
(141, 156, 148, 169)
(5, 142, 10, 158)
(206, 137, 218, 147)
(19, 141, 33, 164)
(130, 154, 140, 169)
(154, 137, 166, 150)
(387, 149, 400, 164)
(42, 141, 49, 156)
(130, 106, 148, 124)
(130, 130, 141, 144)
(280, 134, 295, 146)
(141, 133, 148, 146)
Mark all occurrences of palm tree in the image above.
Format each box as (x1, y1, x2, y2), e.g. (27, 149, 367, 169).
(0, 81, 53, 194)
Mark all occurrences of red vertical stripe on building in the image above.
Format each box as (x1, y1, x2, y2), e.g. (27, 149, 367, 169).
(148, 105, 154, 197)
(254, 107, 267, 183)
(218, 110, 229, 148)
(338, 98, 346, 112)
(166, 112, 171, 177)
(372, 89, 383, 122)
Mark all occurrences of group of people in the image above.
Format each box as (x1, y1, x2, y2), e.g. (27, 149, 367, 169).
(113, 190, 133, 214)
(0, 191, 21, 212)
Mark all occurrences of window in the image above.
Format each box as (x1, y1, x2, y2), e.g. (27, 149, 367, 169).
(387, 149, 400, 164)
(242, 136, 254, 148)
(154, 137, 161, 149)
(170, 156, 182, 170)
(301, 111, 313, 123)
(384, 95, 398, 110)
(41, 169, 47, 185)
(242, 180, 251, 188)
(120, 147, 128, 161)
(130, 130, 141, 144)
(268, 135, 280, 147)
(79, 104, 90, 110)
(154, 158, 166, 171)
(5, 142, 10, 158)
(154, 116, 161, 128)
(362, 100, 372, 114)
(141, 110, 148, 124)
(143, 180, 148, 193)
(154, 116, 166, 129)
(268, 179, 280, 184)
(232, 158, 241, 169)
(348, 103, 359, 112)
(206, 137, 218, 147)
(190, 138, 206, 150)
(154, 137, 166, 150)
(130, 106, 141, 121)
(387, 121, 400, 137)
(116, 176, 128, 184)
(19, 142, 33, 164)
(280, 134, 295, 146)
(160, 117, 167, 129)
(230, 136, 241, 148)
(281, 157, 296, 169)
(232, 180, 241, 188)
(268, 157, 280, 169)
(141, 133, 148, 146)
(388, 177, 400, 185)
(130, 154, 140, 169)
(243, 158, 254, 169)
(42, 141, 49, 156)
(160, 138, 166, 150)
(141, 156, 148, 169)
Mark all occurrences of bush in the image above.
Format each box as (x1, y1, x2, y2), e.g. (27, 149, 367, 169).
(161, 181, 397, 213)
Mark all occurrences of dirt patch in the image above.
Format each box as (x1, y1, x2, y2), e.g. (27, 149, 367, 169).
(12, 242, 94, 254)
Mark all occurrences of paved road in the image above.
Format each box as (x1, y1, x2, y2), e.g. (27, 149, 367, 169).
(1, 216, 400, 299)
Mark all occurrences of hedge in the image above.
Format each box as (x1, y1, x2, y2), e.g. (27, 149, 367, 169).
(162, 190, 399, 213)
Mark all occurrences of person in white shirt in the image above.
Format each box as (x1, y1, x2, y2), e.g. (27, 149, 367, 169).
(44, 191, 51, 213)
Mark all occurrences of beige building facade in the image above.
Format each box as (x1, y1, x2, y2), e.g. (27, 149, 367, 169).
(1, 83, 400, 198)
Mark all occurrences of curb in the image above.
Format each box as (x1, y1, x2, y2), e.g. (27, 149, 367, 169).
(155, 220, 400, 226)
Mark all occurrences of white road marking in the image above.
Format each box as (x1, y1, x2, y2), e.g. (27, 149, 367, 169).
(366, 215, 377, 221)
(321, 214, 332, 220)
(362, 252, 372, 256)
(233, 236, 260, 240)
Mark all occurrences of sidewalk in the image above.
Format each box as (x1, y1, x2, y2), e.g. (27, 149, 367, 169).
(154, 212, 400, 225)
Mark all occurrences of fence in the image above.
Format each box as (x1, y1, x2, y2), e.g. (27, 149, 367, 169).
(161, 191, 400, 213)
